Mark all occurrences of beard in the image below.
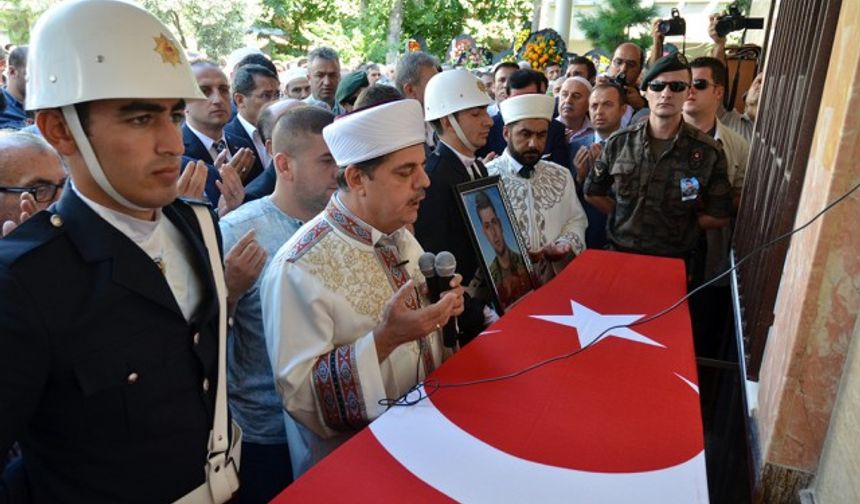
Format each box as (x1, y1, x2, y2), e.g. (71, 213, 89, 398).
(511, 147, 541, 166)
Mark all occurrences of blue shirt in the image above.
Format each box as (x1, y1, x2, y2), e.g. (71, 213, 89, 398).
(219, 197, 303, 444)
(0, 87, 28, 130)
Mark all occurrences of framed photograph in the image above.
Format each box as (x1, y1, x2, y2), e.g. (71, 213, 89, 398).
(455, 175, 536, 314)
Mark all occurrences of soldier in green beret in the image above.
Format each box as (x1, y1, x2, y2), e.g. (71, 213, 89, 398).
(335, 70, 369, 114)
(583, 53, 732, 280)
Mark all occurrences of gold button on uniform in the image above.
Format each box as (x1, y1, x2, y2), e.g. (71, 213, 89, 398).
(50, 214, 63, 227)
(127, 372, 139, 384)
(202, 378, 209, 392)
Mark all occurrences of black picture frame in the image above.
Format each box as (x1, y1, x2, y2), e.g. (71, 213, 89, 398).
(455, 175, 536, 314)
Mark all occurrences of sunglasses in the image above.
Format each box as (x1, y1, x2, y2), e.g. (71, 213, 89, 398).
(647, 80, 690, 93)
(692, 79, 719, 90)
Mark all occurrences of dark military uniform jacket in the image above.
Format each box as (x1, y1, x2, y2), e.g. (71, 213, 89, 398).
(0, 188, 222, 503)
(583, 120, 732, 257)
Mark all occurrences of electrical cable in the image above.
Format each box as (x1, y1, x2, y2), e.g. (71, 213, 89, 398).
(380, 179, 860, 408)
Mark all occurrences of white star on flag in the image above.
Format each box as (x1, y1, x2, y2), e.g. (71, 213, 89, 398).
(531, 300, 665, 349)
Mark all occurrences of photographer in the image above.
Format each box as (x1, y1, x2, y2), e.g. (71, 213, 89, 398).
(597, 43, 647, 112)
(708, 13, 728, 64)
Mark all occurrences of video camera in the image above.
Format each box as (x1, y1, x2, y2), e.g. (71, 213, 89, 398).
(658, 9, 686, 37)
(715, 3, 764, 37)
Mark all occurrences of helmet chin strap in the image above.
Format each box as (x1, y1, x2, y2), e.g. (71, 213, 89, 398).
(62, 105, 150, 212)
(447, 114, 478, 154)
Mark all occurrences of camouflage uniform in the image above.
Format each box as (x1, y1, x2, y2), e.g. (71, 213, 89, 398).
(583, 120, 732, 258)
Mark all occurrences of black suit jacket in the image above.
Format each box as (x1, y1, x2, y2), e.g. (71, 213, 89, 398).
(243, 161, 276, 201)
(414, 143, 488, 343)
(476, 111, 572, 170)
(181, 123, 258, 204)
(0, 189, 222, 503)
(223, 116, 265, 184)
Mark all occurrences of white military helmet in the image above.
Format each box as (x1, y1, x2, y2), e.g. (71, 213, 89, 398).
(423, 68, 492, 121)
(26, 0, 204, 211)
(423, 69, 492, 153)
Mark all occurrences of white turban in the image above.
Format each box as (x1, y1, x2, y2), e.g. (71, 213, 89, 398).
(567, 76, 594, 94)
(323, 99, 426, 166)
(283, 67, 307, 84)
(499, 94, 556, 125)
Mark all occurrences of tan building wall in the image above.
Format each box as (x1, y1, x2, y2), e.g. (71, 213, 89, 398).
(754, 0, 860, 500)
(814, 317, 860, 503)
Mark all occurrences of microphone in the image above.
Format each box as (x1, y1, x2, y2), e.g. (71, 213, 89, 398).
(418, 252, 439, 303)
(434, 251, 459, 348)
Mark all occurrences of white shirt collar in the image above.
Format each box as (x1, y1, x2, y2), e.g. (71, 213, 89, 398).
(185, 121, 223, 154)
(71, 182, 164, 256)
(237, 114, 258, 140)
(439, 139, 475, 168)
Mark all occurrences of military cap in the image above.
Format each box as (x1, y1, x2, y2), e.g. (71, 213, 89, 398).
(640, 52, 690, 91)
(336, 70, 369, 105)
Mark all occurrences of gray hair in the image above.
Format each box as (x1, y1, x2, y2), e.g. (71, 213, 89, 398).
(307, 47, 340, 67)
(395, 52, 439, 93)
(0, 129, 64, 171)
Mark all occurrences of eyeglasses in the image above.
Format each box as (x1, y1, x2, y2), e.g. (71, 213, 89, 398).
(647, 80, 691, 93)
(692, 79, 719, 90)
(0, 180, 66, 202)
(252, 90, 282, 101)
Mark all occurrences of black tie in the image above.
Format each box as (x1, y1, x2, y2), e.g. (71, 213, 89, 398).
(518, 165, 535, 179)
(473, 158, 488, 178)
(214, 139, 227, 154)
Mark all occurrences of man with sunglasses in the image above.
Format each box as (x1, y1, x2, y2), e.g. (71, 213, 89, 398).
(584, 53, 732, 275)
(0, 130, 65, 231)
(683, 57, 750, 350)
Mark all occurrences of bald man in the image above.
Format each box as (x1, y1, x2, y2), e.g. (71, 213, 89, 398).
(218, 104, 336, 502)
(603, 42, 647, 112)
(0, 131, 66, 235)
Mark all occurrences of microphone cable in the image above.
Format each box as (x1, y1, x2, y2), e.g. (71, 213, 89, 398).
(380, 179, 860, 408)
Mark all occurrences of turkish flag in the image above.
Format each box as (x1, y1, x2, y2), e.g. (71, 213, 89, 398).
(272, 250, 708, 503)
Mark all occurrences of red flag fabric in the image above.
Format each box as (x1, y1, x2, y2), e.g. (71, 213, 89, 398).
(272, 250, 708, 503)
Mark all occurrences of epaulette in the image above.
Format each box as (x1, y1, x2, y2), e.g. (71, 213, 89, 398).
(0, 211, 66, 266)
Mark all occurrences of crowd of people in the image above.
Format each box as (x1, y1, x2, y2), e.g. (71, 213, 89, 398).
(0, 0, 765, 502)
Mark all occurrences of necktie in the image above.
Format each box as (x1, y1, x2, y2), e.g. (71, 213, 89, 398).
(468, 159, 488, 180)
(212, 139, 227, 161)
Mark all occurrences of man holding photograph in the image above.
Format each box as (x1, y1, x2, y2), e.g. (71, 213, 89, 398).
(486, 93, 587, 284)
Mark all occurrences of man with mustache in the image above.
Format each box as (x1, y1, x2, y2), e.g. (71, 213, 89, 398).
(486, 93, 587, 285)
(304, 47, 341, 114)
(584, 53, 732, 280)
(261, 99, 464, 477)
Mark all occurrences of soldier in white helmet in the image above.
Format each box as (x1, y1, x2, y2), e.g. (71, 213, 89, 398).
(0, 1, 251, 502)
(414, 69, 497, 341)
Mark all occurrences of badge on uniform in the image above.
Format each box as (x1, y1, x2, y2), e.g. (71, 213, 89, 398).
(680, 177, 700, 201)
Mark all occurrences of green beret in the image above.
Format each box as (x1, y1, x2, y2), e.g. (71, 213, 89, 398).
(640, 53, 690, 91)
(336, 71, 369, 105)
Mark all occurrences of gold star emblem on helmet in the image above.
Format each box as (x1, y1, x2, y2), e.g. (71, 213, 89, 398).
(476, 80, 487, 93)
(153, 33, 181, 66)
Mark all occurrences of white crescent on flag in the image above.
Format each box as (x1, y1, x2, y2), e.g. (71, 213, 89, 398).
(370, 387, 708, 503)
